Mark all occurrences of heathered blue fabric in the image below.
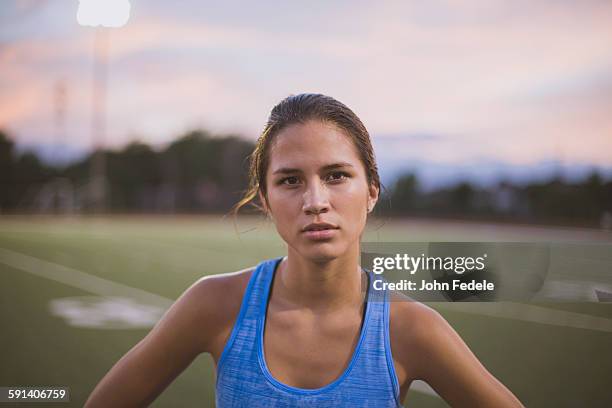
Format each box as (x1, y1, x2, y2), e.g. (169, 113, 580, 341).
(215, 257, 403, 407)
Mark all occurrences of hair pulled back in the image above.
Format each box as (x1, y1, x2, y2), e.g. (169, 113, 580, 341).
(232, 93, 380, 215)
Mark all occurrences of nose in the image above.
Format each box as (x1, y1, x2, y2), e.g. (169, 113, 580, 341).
(302, 180, 330, 215)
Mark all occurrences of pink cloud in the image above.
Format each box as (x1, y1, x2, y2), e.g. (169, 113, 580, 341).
(2, 0, 611, 167)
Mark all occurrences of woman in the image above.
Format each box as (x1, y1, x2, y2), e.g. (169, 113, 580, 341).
(85, 94, 524, 407)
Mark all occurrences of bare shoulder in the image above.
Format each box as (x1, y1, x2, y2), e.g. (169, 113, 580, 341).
(388, 291, 447, 380)
(389, 290, 445, 339)
(82, 268, 255, 407)
(176, 267, 254, 357)
(190, 267, 254, 310)
(389, 291, 525, 407)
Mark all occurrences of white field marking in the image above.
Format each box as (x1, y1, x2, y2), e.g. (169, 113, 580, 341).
(409, 381, 439, 398)
(0, 247, 173, 309)
(49, 295, 165, 329)
(433, 301, 612, 333)
(3, 247, 612, 333)
(535, 279, 612, 302)
(3, 227, 265, 273)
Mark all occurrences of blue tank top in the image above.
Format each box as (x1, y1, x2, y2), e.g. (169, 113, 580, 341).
(215, 257, 403, 407)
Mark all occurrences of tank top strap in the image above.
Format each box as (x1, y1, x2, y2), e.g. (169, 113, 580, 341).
(245, 257, 281, 316)
(350, 269, 402, 405)
(215, 257, 282, 374)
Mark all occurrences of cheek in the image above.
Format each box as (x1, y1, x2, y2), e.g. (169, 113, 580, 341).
(334, 183, 369, 211)
(331, 192, 369, 238)
(267, 190, 298, 215)
(266, 191, 298, 233)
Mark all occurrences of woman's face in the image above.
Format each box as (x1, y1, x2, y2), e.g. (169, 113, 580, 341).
(261, 120, 378, 262)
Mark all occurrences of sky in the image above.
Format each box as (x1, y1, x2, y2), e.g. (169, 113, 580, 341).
(1, 0, 611, 186)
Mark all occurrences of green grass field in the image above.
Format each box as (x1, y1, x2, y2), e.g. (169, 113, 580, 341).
(1, 215, 611, 407)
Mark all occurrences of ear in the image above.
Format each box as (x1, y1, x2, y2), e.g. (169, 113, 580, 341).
(258, 190, 271, 217)
(367, 183, 379, 213)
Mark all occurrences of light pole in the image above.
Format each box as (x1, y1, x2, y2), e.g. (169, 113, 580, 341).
(76, 0, 131, 212)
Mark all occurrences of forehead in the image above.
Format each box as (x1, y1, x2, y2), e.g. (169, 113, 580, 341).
(268, 121, 362, 172)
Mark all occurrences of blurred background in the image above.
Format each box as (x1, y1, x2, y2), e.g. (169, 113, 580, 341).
(1, 1, 611, 407)
(1, 0, 611, 224)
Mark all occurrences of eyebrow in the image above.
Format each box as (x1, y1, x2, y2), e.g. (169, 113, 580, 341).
(272, 162, 355, 175)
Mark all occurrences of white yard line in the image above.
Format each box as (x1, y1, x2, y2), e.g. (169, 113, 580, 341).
(409, 381, 440, 398)
(433, 301, 612, 333)
(2, 247, 612, 334)
(0, 247, 173, 309)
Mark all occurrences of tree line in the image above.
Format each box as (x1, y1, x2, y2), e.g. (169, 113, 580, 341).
(1, 128, 611, 227)
(0, 129, 253, 213)
(386, 173, 612, 227)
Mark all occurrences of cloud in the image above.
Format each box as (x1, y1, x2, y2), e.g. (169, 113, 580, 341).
(1, 0, 611, 166)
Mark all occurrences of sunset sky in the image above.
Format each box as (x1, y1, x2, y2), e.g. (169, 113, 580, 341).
(1, 0, 611, 185)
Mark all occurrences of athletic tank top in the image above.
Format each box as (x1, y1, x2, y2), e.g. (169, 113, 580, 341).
(215, 257, 403, 407)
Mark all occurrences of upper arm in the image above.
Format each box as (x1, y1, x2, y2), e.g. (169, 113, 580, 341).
(84, 276, 227, 407)
(397, 303, 524, 408)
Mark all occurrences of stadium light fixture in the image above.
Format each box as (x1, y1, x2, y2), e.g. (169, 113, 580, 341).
(77, 0, 131, 28)
(77, 0, 131, 211)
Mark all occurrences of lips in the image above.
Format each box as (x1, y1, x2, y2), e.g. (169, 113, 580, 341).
(302, 222, 339, 232)
(302, 222, 339, 240)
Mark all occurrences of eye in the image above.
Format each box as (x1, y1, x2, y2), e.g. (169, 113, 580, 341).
(279, 176, 300, 186)
(326, 171, 349, 183)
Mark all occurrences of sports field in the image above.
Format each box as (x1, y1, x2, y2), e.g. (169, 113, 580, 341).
(1, 215, 611, 407)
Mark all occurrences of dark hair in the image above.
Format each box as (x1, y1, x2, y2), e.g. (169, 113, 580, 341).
(232, 93, 381, 215)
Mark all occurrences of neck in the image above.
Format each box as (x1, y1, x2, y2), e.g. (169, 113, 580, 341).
(274, 244, 366, 312)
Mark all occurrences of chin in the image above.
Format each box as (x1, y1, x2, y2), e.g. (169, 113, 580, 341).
(297, 242, 348, 263)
